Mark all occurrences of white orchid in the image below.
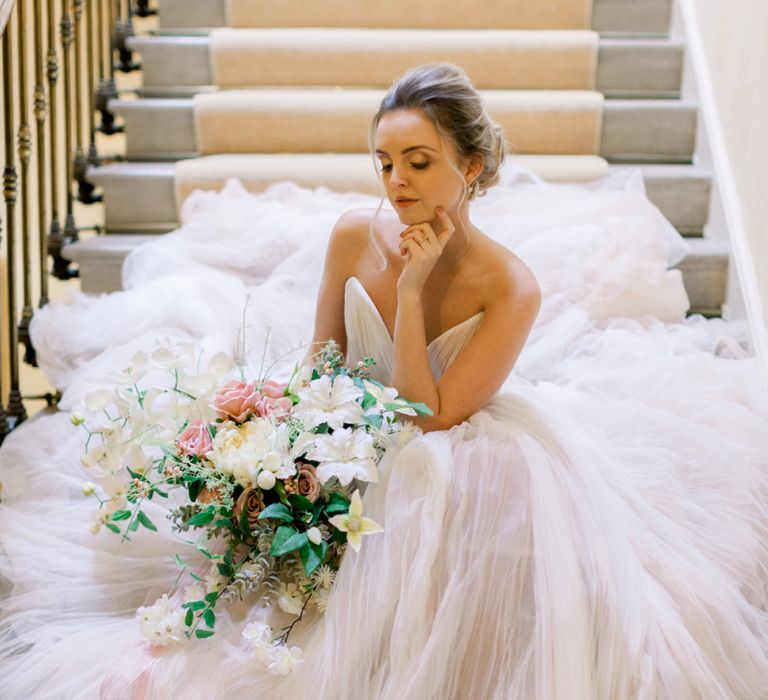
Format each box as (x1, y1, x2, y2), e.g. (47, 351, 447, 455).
(306, 427, 378, 486)
(150, 342, 196, 371)
(294, 374, 363, 430)
(328, 489, 383, 553)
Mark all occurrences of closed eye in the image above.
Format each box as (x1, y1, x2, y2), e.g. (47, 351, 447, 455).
(378, 163, 429, 173)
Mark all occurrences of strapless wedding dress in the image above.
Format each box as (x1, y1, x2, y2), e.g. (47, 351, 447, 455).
(1, 163, 767, 699)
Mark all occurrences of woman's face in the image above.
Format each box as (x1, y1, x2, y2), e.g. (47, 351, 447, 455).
(374, 108, 469, 225)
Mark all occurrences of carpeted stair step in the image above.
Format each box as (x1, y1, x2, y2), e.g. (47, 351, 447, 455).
(128, 31, 683, 99)
(156, 0, 672, 35)
(62, 235, 159, 295)
(88, 158, 710, 237)
(109, 92, 695, 163)
(63, 234, 727, 317)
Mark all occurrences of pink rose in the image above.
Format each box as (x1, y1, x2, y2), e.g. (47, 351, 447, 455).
(176, 418, 213, 458)
(256, 396, 293, 419)
(260, 380, 288, 399)
(213, 380, 262, 423)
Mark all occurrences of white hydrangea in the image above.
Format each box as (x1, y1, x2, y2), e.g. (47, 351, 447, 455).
(208, 419, 291, 486)
(294, 374, 363, 430)
(136, 594, 188, 646)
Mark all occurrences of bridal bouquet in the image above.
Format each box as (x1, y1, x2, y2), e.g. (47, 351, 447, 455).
(75, 339, 430, 675)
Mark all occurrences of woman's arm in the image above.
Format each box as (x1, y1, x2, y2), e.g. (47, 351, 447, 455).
(393, 267, 540, 432)
(391, 208, 541, 432)
(301, 210, 368, 367)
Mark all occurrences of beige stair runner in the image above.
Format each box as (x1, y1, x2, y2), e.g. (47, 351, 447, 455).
(224, 0, 593, 30)
(193, 89, 604, 155)
(209, 28, 599, 90)
(174, 154, 610, 212)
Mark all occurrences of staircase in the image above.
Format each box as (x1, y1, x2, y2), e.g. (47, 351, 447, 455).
(63, 0, 730, 319)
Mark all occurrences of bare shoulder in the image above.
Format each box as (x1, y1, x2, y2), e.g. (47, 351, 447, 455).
(475, 238, 542, 314)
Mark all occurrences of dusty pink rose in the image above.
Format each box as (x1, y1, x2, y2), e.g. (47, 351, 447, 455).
(256, 396, 293, 419)
(260, 380, 288, 399)
(297, 462, 321, 503)
(176, 418, 213, 458)
(213, 380, 262, 423)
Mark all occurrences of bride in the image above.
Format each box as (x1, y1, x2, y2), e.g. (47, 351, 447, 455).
(1, 62, 768, 699)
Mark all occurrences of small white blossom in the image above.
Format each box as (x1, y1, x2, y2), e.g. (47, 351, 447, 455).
(267, 644, 304, 676)
(136, 594, 188, 647)
(276, 581, 306, 616)
(257, 470, 276, 490)
(306, 526, 323, 546)
(81, 482, 97, 497)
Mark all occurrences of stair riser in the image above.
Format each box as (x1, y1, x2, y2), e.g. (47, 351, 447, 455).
(89, 162, 710, 237)
(129, 36, 683, 98)
(111, 99, 697, 163)
(157, 0, 672, 34)
(67, 241, 726, 316)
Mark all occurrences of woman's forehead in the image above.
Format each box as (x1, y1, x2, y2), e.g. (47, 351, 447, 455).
(374, 110, 443, 153)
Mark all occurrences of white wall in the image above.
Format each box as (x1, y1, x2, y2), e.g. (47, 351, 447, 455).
(675, 0, 768, 366)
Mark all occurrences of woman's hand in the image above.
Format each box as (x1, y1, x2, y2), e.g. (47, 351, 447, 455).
(397, 207, 456, 294)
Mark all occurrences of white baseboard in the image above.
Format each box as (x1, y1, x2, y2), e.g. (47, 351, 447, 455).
(676, 0, 768, 376)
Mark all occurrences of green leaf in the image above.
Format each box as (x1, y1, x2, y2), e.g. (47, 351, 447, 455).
(325, 492, 350, 515)
(271, 531, 309, 558)
(300, 539, 327, 577)
(172, 554, 186, 568)
(361, 392, 377, 410)
(223, 549, 233, 566)
(213, 518, 233, 529)
(195, 629, 215, 639)
(137, 511, 157, 532)
(128, 517, 140, 532)
(216, 562, 234, 578)
(196, 543, 217, 560)
(110, 509, 132, 521)
(188, 509, 215, 527)
(182, 601, 206, 611)
(204, 591, 218, 604)
(184, 608, 194, 627)
(203, 609, 216, 629)
(288, 494, 313, 512)
(190, 572, 205, 582)
(270, 524, 297, 555)
(362, 414, 383, 430)
(105, 522, 121, 534)
(153, 487, 169, 498)
(257, 502, 294, 523)
(188, 479, 203, 502)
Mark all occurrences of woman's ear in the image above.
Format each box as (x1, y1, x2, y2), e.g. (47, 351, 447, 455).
(464, 153, 484, 184)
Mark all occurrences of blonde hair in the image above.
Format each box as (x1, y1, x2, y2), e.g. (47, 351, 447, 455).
(365, 62, 508, 267)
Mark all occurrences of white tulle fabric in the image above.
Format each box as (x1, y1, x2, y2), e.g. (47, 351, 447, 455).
(1, 163, 768, 699)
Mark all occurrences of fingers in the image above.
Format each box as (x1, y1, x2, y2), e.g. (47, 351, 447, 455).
(399, 230, 439, 256)
(434, 207, 456, 247)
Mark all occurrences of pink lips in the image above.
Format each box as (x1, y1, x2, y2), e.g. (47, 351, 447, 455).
(396, 199, 419, 207)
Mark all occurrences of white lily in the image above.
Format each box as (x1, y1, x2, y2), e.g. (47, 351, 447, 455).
(306, 427, 378, 486)
(294, 374, 363, 430)
(328, 489, 383, 552)
(362, 380, 418, 417)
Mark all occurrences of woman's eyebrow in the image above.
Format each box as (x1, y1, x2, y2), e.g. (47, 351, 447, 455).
(374, 145, 438, 156)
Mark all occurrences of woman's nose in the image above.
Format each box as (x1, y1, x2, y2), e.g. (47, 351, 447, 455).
(389, 163, 407, 188)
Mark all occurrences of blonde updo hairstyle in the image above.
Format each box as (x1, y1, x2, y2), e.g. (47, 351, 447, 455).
(366, 62, 508, 266)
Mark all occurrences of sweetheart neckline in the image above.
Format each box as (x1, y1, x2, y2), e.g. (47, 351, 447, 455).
(346, 276, 484, 349)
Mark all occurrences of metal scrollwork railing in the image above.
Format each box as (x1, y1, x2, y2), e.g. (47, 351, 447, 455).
(1, 0, 150, 445)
